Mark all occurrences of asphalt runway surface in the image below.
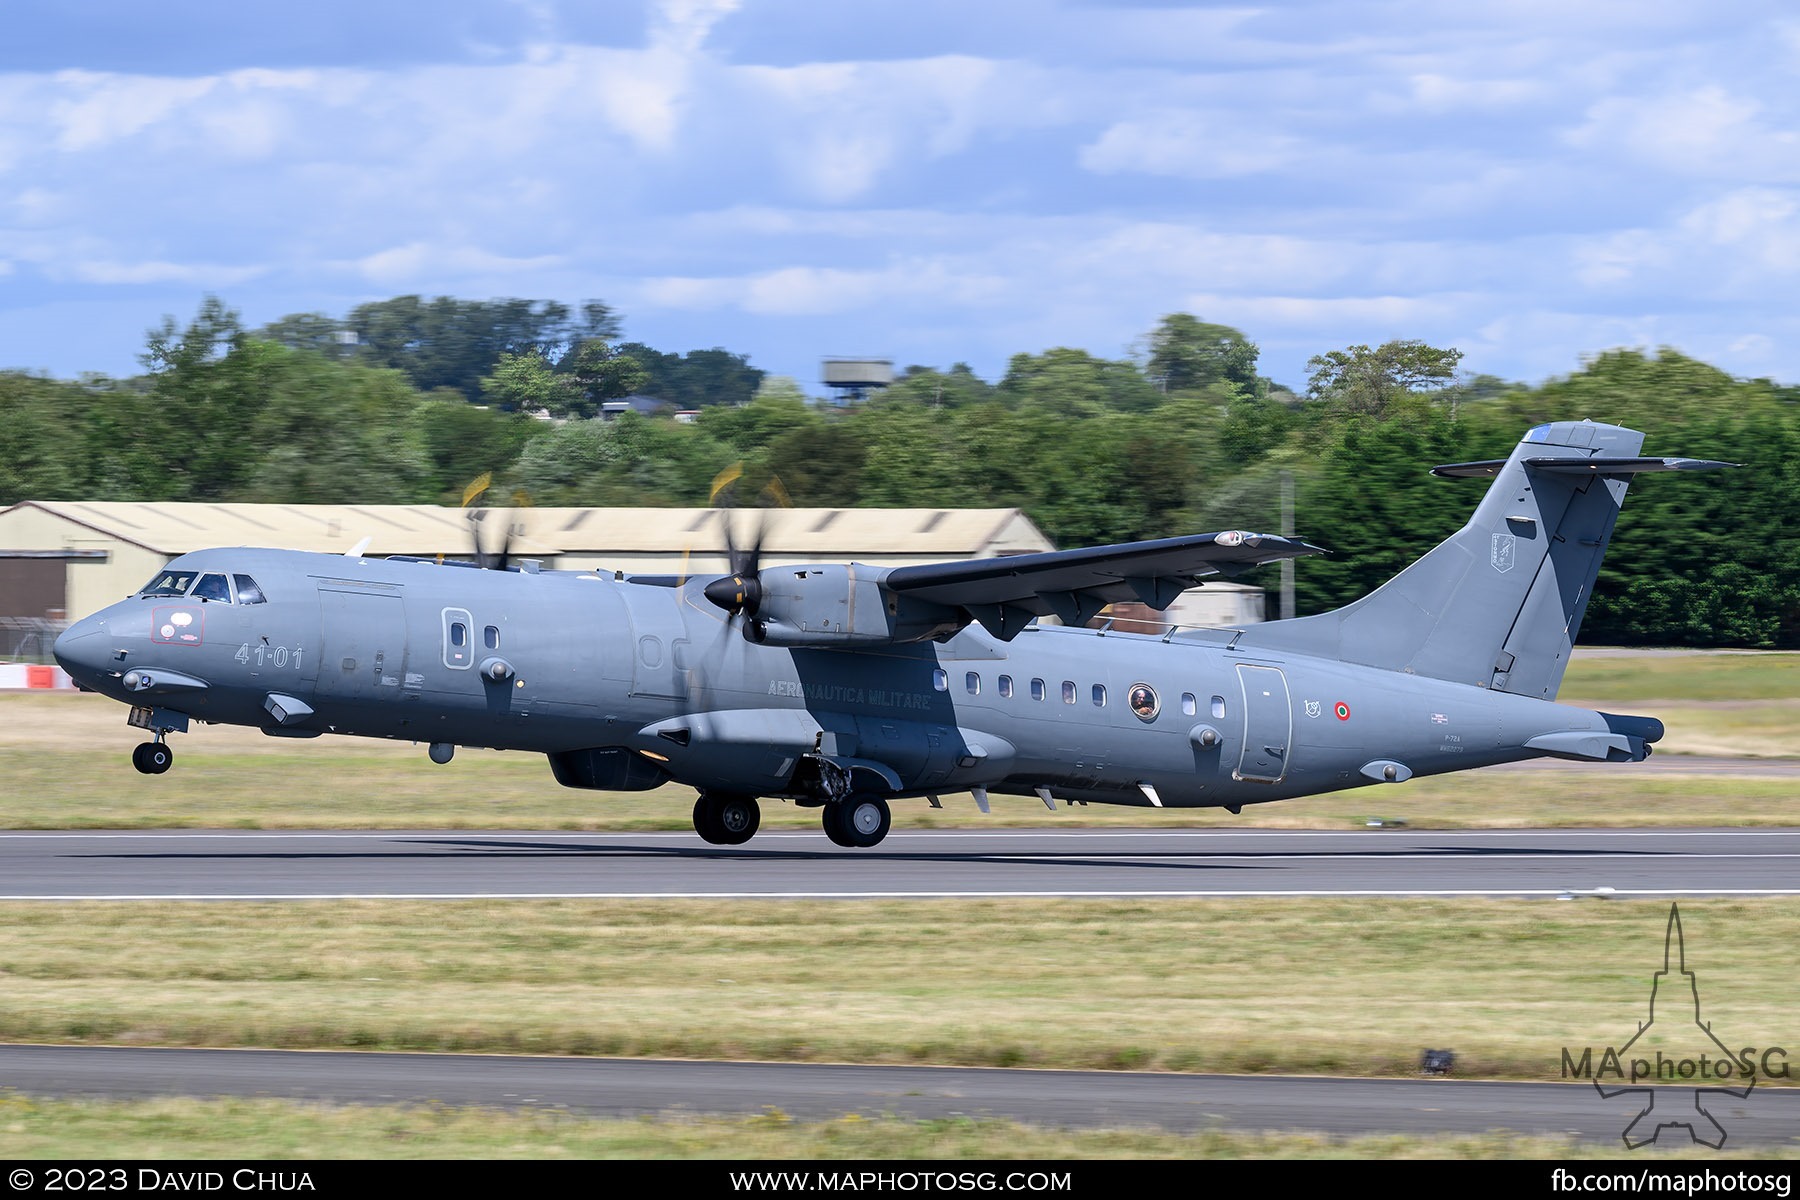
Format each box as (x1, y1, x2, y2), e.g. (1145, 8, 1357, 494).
(5, 825, 1800, 1146)
(3, 1044, 1796, 1145)
(3, 827, 1800, 899)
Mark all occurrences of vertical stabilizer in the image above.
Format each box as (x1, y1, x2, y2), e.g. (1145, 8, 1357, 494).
(1236, 421, 1727, 699)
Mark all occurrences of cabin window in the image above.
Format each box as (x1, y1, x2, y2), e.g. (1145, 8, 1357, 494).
(138, 571, 197, 597)
(1128, 683, 1158, 720)
(998, 675, 1014, 699)
(932, 668, 948, 692)
(965, 671, 981, 696)
(483, 625, 500, 650)
(1030, 678, 1046, 701)
(1181, 692, 1197, 717)
(1211, 695, 1227, 719)
(1061, 680, 1076, 704)
(442, 608, 474, 669)
(232, 574, 266, 604)
(1092, 683, 1107, 707)
(191, 573, 232, 603)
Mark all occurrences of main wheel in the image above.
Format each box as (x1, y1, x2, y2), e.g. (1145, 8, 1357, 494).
(692, 796, 724, 844)
(821, 801, 855, 847)
(828, 792, 891, 848)
(131, 743, 153, 774)
(714, 795, 760, 845)
(695, 793, 761, 845)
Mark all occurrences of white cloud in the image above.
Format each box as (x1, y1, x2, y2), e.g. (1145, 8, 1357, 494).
(1405, 72, 1544, 111)
(1565, 87, 1800, 179)
(347, 242, 566, 286)
(49, 71, 217, 151)
(1079, 110, 1298, 178)
(64, 259, 266, 286)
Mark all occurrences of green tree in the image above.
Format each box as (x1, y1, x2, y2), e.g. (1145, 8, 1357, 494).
(562, 340, 650, 420)
(997, 348, 1162, 415)
(619, 344, 764, 409)
(1306, 340, 1464, 418)
(1145, 314, 1260, 396)
(0, 373, 92, 503)
(481, 351, 569, 414)
(140, 297, 275, 499)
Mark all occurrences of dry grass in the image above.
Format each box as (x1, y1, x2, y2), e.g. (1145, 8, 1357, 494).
(1, 898, 1794, 1084)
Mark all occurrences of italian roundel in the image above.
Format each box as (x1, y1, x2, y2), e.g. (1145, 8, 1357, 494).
(1333, 701, 1350, 720)
(151, 607, 204, 646)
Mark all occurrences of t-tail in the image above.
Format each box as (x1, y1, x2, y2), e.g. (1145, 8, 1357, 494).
(1237, 420, 1734, 699)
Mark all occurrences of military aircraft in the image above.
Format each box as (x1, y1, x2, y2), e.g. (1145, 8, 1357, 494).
(53, 420, 1729, 848)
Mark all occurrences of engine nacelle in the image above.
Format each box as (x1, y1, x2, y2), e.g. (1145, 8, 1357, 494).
(751, 564, 963, 647)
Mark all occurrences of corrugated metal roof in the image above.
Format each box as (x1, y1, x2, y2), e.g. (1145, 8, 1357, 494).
(4, 502, 1049, 559)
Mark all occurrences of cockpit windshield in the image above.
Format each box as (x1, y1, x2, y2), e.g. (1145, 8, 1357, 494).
(136, 569, 268, 603)
(139, 571, 198, 597)
(191, 573, 232, 602)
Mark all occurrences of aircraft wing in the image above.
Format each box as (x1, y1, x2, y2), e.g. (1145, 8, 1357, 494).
(883, 531, 1322, 638)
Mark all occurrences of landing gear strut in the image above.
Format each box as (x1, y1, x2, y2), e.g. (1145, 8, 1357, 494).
(693, 792, 761, 845)
(823, 792, 891, 848)
(131, 740, 172, 775)
(125, 706, 186, 774)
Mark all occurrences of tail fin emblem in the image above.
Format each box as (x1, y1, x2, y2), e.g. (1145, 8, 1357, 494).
(1491, 532, 1517, 573)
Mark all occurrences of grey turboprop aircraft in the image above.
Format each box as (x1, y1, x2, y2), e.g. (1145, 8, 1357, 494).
(53, 420, 1730, 848)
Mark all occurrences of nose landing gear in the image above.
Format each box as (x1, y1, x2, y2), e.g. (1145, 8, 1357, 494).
(131, 740, 173, 774)
(125, 705, 186, 774)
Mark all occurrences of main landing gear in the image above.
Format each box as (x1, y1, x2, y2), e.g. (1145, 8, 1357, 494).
(823, 792, 891, 849)
(693, 792, 761, 845)
(131, 740, 172, 775)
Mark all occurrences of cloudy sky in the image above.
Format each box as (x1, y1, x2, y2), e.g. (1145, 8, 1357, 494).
(3, 0, 1798, 392)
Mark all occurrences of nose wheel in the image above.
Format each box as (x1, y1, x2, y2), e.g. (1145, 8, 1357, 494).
(823, 792, 891, 848)
(131, 741, 173, 775)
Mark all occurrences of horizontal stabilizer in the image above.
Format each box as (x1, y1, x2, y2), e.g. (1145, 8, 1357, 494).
(1524, 731, 1650, 763)
(1432, 456, 1736, 479)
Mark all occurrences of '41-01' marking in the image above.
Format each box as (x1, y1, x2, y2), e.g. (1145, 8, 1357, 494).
(235, 642, 305, 669)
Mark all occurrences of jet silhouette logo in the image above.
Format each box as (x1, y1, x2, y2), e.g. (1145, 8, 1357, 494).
(1564, 904, 1777, 1149)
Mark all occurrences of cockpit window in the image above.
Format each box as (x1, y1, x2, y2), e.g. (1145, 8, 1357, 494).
(192, 573, 233, 603)
(139, 571, 197, 597)
(233, 574, 267, 605)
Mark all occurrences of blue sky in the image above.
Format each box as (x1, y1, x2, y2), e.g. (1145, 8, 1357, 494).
(4, 0, 1798, 393)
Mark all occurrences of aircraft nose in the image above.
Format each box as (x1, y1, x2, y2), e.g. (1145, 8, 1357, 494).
(52, 614, 112, 685)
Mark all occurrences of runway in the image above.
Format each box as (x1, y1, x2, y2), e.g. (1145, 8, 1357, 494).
(2, 1044, 1795, 1144)
(3, 827, 1800, 899)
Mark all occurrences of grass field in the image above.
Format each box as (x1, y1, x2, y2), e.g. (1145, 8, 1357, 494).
(2, 1095, 1788, 1160)
(2, 898, 1793, 1084)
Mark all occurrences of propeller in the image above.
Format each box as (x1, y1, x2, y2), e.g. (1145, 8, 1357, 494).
(460, 473, 530, 571)
(700, 463, 787, 641)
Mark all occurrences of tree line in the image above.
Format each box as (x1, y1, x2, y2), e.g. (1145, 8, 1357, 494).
(2, 297, 1795, 647)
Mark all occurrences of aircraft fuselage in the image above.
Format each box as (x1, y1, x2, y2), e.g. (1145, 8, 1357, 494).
(54, 545, 1644, 818)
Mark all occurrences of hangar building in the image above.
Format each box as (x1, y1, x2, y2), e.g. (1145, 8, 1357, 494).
(0, 500, 1265, 641)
